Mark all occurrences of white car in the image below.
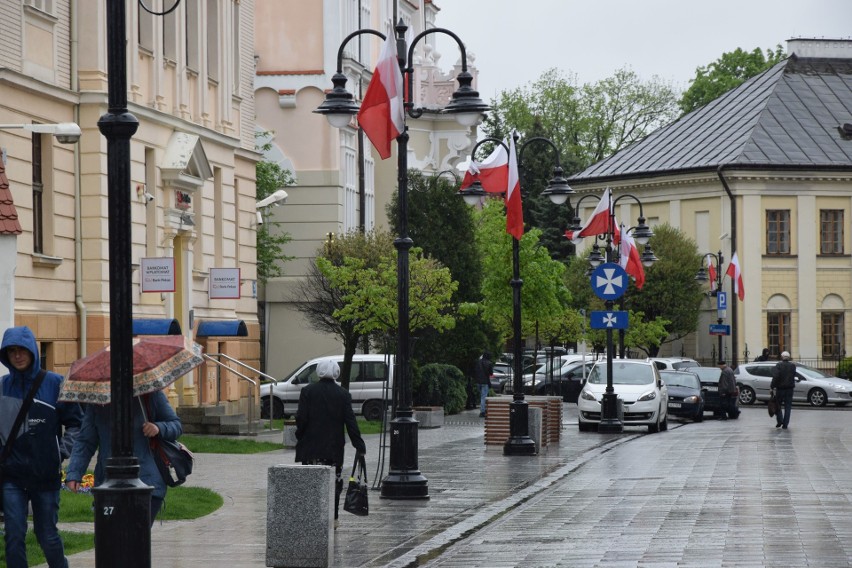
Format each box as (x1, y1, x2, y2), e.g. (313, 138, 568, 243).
(578, 359, 669, 433)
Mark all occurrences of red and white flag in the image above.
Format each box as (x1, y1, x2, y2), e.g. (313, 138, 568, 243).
(707, 257, 718, 291)
(357, 34, 404, 160)
(725, 252, 745, 301)
(618, 223, 645, 289)
(565, 187, 617, 242)
(505, 135, 523, 239)
(460, 143, 509, 193)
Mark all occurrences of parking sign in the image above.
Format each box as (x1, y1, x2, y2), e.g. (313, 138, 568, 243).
(717, 291, 727, 310)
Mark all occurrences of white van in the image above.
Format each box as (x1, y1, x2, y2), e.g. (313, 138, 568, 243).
(259, 354, 394, 421)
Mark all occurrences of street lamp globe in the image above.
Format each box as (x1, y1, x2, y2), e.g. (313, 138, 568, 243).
(540, 167, 574, 205)
(459, 179, 488, 206)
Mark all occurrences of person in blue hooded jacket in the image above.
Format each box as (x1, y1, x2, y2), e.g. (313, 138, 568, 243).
(65, 388, 182, 526)
(0, 325, 82, 568)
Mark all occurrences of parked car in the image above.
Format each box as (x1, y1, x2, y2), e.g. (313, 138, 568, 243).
(259, 354, 394, 420)
(524, 360, 596, 402)
(660, 369, 704, 422)
(578, 359, 668, 433)
(689, 366, 727, 416)
(735, 362, 852, 407)
(649, 357, 700, 371)
(490, 362, 512, 393)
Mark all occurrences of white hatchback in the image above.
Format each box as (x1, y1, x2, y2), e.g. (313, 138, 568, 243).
(578, 359, 668, 433)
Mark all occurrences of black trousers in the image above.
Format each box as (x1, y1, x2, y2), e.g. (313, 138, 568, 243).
(303, 459, 344, 519)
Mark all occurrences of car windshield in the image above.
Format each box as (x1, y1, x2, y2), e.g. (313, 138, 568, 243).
(588, 362, 655, 385)
(661, 372, 700, 389)
(795, 365, 832, 380)
(672, 361, 698, 370)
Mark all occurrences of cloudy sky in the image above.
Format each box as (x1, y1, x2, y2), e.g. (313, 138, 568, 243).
(433, 0, 852, 99)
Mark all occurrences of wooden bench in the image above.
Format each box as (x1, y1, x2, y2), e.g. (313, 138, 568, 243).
(484, 395, 563, 448)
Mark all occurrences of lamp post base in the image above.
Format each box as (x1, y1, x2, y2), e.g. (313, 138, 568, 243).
(598, 392, 623, 433)
(381, 416, 429, 499)
(503, 399, 537, 455)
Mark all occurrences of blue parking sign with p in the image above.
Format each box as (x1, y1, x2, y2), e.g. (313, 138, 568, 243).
(717, 291, 727, 310)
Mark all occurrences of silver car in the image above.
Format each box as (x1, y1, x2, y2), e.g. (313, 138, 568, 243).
(734, 362, 852, 407)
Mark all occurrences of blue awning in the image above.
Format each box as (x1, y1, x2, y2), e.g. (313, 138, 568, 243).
(132, 318, 182, 335)
(196, 320, 248, 337)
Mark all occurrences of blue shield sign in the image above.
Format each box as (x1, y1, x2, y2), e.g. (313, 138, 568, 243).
(590, 263, 628, 301)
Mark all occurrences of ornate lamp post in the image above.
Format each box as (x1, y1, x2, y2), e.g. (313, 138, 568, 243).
(315, 20, 488, 498)
(460, 133, 573, 455)
(543, 189, 656, 433)
(696, 251, 725, 363)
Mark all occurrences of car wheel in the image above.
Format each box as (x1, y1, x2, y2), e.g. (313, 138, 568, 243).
(660, 413, 668, 431)
(362, 400, 385, 421)
(695, 411, 704, 423)
(648, 414, 660, 433)
(578, 421, 590, 432)
(738, 385, 756, 405)
(808, 388, 827, 407)
(261, 396, 284, 420)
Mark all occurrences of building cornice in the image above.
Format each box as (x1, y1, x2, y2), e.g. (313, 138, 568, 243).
(0, 69, 79, 106)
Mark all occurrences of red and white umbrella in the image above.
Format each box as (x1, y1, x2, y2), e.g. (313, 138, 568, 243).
(60, 335, 203, 405)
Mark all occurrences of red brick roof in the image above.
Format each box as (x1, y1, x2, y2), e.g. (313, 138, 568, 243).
(0, 163, 23, 235)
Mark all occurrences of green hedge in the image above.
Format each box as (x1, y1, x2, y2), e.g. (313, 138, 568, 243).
(412, 363, 467, 415)
(836, 357, 852, 379)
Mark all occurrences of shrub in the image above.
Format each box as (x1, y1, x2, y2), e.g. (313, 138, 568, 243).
(836, 357, 852, 379)
(412, 363, 467, 415)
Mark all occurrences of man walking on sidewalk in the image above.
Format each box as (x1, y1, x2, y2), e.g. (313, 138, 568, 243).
(771, 351, 797, 429)
(474, 351, 493, 418)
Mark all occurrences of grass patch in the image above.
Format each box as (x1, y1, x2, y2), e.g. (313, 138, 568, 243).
(58, 485, 223, 523)
(0, 530, 95, 567)
(181, 434, 283, 453)
(268, 416, 384, 435)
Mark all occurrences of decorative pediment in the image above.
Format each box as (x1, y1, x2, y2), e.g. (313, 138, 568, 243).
(160, 132, 213, 191)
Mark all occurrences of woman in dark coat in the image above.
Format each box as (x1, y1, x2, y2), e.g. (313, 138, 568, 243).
(295, 359, 366, 523)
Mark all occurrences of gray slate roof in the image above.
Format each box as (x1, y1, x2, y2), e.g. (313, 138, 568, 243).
(570, 55, 852, 183)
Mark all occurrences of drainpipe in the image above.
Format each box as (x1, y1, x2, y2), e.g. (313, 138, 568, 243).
(71, 0, 87, 358)
(717, 165, 738, 367)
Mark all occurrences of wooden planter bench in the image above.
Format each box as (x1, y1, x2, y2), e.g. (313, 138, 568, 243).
(483, 396, 563, 448)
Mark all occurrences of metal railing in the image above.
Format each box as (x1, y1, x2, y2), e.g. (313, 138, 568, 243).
(202, 353, 278, 434)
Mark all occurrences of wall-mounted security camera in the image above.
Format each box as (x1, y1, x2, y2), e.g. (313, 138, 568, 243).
(256, 211, 264, 225)
(255, 189, 288, 209)
(143, 192, 155, 203)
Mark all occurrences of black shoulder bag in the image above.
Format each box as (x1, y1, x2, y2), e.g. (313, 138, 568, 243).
(0, 369, 47, 510)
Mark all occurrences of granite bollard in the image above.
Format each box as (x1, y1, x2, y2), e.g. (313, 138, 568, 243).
(267, 464, 334, 568)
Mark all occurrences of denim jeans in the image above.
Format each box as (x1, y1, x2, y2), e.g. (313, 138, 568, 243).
(2, 481, 68, 568)
(479, 384, 490, 415)
(776, 388, 794, 427)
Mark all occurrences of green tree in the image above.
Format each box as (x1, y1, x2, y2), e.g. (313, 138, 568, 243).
(483, 68, 679, 260)
(386, 171, 497, 377)
(255, 141, 294, 283)
(290, 230, 395, 390)
(679, 46, 785, 114)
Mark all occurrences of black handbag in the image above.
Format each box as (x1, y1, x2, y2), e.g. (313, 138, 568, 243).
(140, 396, 194, 487)
(343, 454, 369, 516)
(768, 392, 780, 418)
(0, 370, 47, 511)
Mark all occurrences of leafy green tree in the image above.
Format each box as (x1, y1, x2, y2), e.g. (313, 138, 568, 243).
(386, 171, 498, 377)
(290, 230, 395, 390)
(679, 46, 785, 114)
(483, 68, 679, 260)
(255, 142, 294, 283)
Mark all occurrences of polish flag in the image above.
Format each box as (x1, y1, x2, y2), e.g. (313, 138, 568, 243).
(618, 223, 645, 289)
(565, 188, 617, 243)
(460, 143, 509, 193)
(707, 257, 718, 291)
(725, 252, 745, 301)
(506, 135, 523, 239)
(357, 34, 404, 160)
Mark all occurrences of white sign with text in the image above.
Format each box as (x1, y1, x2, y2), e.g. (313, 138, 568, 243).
(140, 257, 176, 293)
(209, 267, 241, 299)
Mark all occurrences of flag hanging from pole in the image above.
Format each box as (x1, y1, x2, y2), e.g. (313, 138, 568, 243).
(506, 135, 523, 239)
(618, 222, 645, 289)
(725, 252, 745, 301)
(707, 257, 718, 291)
(459, 143, 509, 193)
(357, 33, 404, 160)
(565, 187, 617, 242)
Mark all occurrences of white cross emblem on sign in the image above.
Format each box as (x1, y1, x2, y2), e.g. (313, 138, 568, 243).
(596, 268, 624, 296)
(603, 313, 617, 327)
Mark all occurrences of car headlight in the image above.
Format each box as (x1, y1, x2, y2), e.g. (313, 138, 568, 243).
(683, 395, 701, 403)
(637, 391, 657, 402)
(834, 384, 849, 391)
(580, 391, 597, 401)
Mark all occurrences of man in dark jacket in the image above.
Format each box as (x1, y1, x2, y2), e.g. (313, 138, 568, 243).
(474, 351, 494, 418)
(771, 351, 797, 429)
(0, 325, 82, 568)
(717, 360, 739, 420)
(295, 359, 366, 525)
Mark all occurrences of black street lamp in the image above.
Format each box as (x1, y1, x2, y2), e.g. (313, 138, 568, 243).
(315, 20, 489, 499)
(460, 133, 573, 455)
(543, 189, 656, 433)
(696, 251, 725, 364)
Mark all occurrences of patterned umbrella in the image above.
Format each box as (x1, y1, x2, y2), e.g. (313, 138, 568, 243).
(60, 335, 204, 405)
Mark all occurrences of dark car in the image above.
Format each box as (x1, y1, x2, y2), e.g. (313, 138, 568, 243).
(690, 366, 726, 416)
(660, 369, 704, 422)
(525, 361, 595, 402)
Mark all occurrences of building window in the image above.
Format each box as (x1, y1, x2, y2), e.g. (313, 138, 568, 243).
(138, 3, 154, 53)
(186, 1, 200, 71)
(232, 1, 240, 91)
(821, 312, 845, 359)
(32, 133, 44, 254)
(820, 209, 843, 255)
(206, 0, 219, 82)
(766, 210, 790, 255)
(25, 0, 54, 15)
(163, 3, 177, 62)
(767, 312, 791, 356)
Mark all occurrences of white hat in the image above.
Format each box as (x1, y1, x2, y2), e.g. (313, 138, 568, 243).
(781, 351, 791, 360)
(317, 359, 340, 380)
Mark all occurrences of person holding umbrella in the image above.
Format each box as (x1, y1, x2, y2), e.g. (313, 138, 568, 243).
(1, 325, 83, 568)
(62, 335, 199, 525)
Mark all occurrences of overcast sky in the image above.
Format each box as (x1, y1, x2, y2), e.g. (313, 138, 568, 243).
(433, 0, 852, 100)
